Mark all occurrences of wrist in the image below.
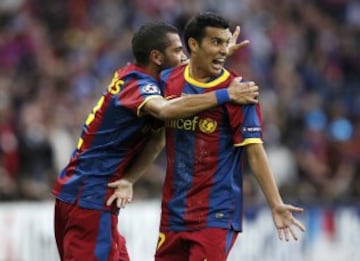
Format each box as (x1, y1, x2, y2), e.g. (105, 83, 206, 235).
(215, 89, 231, 104)
(122, 177, 135, 185)
(270, 201, 284, 211)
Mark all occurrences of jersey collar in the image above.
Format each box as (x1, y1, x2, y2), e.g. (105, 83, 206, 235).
(184, 64, 230, 88)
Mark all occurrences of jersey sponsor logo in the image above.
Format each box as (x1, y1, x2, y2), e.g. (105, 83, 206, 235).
(142, 84, 161, 94)
(242, 126, 261, 133)
(166, 116, 218, 134)
(166, 116, 199, 131)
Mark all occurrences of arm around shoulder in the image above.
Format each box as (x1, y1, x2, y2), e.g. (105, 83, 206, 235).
(142, 94, 219, 120)
(142, 80, 260, 121)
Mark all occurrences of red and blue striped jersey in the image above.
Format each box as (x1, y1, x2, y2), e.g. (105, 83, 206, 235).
(52, 64, 162, 211)
(159, 64, 263, 232)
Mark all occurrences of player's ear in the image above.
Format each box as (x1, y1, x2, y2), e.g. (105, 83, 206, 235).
(188, 38, 198, 53)
(150, 49, 164, 66)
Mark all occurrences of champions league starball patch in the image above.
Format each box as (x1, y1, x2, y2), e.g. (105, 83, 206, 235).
(142, 84, 161, 94)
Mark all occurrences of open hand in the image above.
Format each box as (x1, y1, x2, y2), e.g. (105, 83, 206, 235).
(228, 77, 259, 105)
(228, 26, 250, 57)
(106, 179, 133, 208)
(272, 204, 305, 241)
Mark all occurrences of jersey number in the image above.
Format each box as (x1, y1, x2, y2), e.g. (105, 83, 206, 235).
(77, 96, 105, 150)
(108, 72, 123, 95)
(76, 72, 124, 150)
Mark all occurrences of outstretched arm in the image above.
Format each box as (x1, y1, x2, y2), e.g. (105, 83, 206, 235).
(106, 129, 165, 208)
(143, 79, 259, 120)
(246, 143, 305, 241)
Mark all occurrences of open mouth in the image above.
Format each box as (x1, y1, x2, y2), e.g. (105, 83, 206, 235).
(212, 58, 225, 70)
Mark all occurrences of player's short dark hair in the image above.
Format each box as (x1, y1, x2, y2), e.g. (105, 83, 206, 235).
(132, 22, 179, 66)
(184, 12, 230, 54)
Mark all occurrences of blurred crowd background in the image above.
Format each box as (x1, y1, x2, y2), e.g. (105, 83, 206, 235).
(0, 0, 359, 206)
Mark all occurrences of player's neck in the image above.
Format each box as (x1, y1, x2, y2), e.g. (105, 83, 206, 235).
(142, 63, 160, 79)
(188, 60, 210, 83)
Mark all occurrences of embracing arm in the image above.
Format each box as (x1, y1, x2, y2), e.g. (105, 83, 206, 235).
(143, 79, 259, 120)
(106, 129, 165, 208)
(246, 143, 305, 241)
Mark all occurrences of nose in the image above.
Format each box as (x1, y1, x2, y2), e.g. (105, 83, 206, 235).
(180, 53, 188, 64)
(221, 43, 228, 56)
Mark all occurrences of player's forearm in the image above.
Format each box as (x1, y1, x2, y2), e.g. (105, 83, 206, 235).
(246, 143, 284, 209)
(162, 93, 221, 119)
(149, 92, 221, 120)
(143, 88, 234, 120)
(123, 129, 165, 184)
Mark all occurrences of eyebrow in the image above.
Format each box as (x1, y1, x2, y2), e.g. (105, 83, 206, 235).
(211, 36, 231, 43)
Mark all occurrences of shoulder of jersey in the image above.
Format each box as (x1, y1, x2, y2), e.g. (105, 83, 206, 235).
(160, 63, 186, 79)
(115, 64, 156, 81)
(225, 67, 241, 78)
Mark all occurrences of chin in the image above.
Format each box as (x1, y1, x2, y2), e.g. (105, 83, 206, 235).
(210, 68, 222, 77)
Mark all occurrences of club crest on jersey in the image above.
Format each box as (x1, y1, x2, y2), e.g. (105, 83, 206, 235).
(199, 118, 217, 134)
(142, 84, 161, 94)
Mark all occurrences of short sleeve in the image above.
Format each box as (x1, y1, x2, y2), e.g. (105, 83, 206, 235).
(226, 103, 263, 146)
(115, 78, 163, 116)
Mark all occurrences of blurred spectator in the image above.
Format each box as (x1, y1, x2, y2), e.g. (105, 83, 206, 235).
(17, 85, 55, 200)
(0, 82, 19, 200)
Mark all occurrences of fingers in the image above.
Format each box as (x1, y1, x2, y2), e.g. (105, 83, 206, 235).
(277, 226, 298, 241)
(231, 25, 240, 40)
(277, 218, 305, 242)
(119, 197, 132, 208)
(288, 226, 298, 241)
(107, 181, 118, 188)
(247, 97, 259, 104)
(293, 218, 306, 232)
(274, 204, 306, 242)
(230, 26, 249, 49)
(228, 26, 249, 57)
(117, 197, 130, 208)
(229, 26, 240, 51)
(277, 227, 290, 241)
(106, 194, 117, 206)
(228, 42, 249, 54)
(277, 228, 283, 241)
(243, 82, 259, 102)
(285, 204, 304, 212)
(118, 198, 131, 208)
(237, 40, 250, 49)
(234, 76, 243, 82)
(283, 228, 290, 241)
(246, 83, 259, 93)
(228, 80, 260, 104)
(242, 81, 258, 91)
(106, 192, 132, 208)
(117, 198, 123, 208)
(235, 81, 258, 92)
